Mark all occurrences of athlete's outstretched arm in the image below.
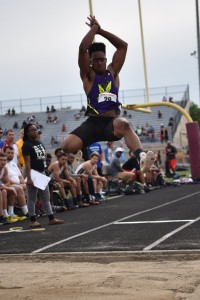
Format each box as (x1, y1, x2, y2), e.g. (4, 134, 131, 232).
(78, 16, 100, 79)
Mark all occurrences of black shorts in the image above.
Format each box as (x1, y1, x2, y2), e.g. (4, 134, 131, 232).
(70, 116, 121, 147)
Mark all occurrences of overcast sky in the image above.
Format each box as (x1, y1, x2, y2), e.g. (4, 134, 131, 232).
(0, 0, 199, 107)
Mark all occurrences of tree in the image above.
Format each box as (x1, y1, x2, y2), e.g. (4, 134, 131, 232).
(189, 103, 200, 124)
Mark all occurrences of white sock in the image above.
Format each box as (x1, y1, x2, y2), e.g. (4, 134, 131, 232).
(21, 205, 28, 215)
(8, 206, 15, 217)
(3, 209, 9, 217)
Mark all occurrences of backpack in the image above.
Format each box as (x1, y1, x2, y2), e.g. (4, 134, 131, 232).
(105, 179, 124, 196)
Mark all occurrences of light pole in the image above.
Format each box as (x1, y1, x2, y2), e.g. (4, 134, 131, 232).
(195, 0, 200, 106)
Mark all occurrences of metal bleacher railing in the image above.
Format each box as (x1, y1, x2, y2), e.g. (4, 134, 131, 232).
(0, 84, 189, 115)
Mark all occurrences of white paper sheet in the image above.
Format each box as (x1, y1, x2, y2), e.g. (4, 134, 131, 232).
(30, 169, 51, 190)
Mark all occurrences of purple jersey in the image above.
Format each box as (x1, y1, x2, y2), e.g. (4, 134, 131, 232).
(86, 70, 121, 114)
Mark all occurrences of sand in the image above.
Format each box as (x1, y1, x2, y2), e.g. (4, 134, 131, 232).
(1, 252, 200, 300)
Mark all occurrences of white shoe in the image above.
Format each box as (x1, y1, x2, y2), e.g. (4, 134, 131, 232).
(140, 151, 155, 172)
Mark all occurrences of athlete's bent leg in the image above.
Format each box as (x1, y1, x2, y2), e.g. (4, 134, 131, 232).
(62, 134, 83, 153)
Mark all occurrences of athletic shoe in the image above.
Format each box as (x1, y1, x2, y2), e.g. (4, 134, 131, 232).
(30, 221, 41, 228)
(49, 218, 64, 225)
(0, 216, 11, 225)
(7, 216, 19, 223)
(140, 151, 155, 172)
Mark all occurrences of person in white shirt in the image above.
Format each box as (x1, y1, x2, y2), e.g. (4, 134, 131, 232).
(4, 145, 28, 218)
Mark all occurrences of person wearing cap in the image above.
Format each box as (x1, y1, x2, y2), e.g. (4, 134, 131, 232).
(62, 15, 154, 173)
(110, 147, 135, 184)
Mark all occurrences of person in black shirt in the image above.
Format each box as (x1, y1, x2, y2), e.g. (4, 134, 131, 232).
(22, 124, 64, 228)
(122, 150, 145, 184)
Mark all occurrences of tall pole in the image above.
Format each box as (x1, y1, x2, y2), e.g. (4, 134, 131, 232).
(88, 0, 95, 42)
(195, 0, 200, 106)
(88, 0, 94, 16)
(138, 0, 150, 104)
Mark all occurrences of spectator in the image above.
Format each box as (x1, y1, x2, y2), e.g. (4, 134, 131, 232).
(12, 108, 15, 116)
(46, 106, 50, 113)
(66, 153, 90, 207)
(122, 150, 145, 185)
(53, 116, 58, 124)
(4, 145, 28, 219)
(7, 109, 11, 116)
(158, 110, 162, 119)
(87, 142, 103, 176)
(122, 110, 127, 117)
(22, 124, 64, 227)
(48, 151, 79, 208)
(75, 152, 107, 202)
(46, 114, 52, 123)
(21, 120, 27, 129)
(117, 140, 126, 164)
(165, 141, 177, 176)
(16, 129, 25, 172)
(110, 147, 135, 185)
(61, 123, 67, 132)
(162, 96, 167, 102)
(169, 97, 174, 103)
(13, 121, 18, 129)
(51, 105, 56, 113)
(104, 141, 114, 165)
(3, 129, 19, 165)
(0, 128, 4, 152)
(160, 127, 165, 144)
(164, 129, 169, 142)
(0, 152, 18, 222)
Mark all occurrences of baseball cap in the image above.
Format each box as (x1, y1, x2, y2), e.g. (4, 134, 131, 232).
(115, 147, 124, 153)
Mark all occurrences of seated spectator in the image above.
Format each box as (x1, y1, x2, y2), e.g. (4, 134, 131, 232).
(110, 148, 135, 185)
(75, 152, 107, 202)
(158, 110, 162, 119)
(61, 123, 67, 132)
(0, 128, 4, 151)
(169, 97, 174, 103)
(46, 106, 50, 113)
(48, 151, 80, 208)
(162, 96, 167, 102)
(0, 152, 18, 222)
(4, 146, 28, 219)
(51, 105, 56, 113)
(135, 126, 142, 136)
(46, 114, 52, 123)
(79, 105, 86, 115)
(122, 110, 127, 117)
(122, 150, 145, 185)
(67, 153, 90, 206)
(13, 121, 18, 129)
(21, 120, 27, 129)
(74, 112, 81, 120)
(7, 109, 11, 116)
(53, 116, 58, 124)
(87, 142, 103, 176)
(0, 188, 9, 224)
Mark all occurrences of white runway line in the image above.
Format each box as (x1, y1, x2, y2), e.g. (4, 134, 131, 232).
(32, 191, 200, 254)
(143, 216, 200, 251)
(113, 220, 194, 224)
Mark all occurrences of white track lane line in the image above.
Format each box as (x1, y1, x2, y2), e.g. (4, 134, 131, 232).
(113, 220, 194, 224)
(144, 216, 200, 251)
(32, 191, 200, 254)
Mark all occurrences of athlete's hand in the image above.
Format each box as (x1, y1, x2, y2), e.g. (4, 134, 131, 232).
(86, 15, 101, 31)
